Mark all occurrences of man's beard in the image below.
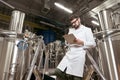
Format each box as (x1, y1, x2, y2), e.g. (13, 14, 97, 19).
(73, 25, 79, 29)
(72, 23, 80, 29)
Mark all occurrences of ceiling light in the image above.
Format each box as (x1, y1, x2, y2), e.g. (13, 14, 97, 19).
(40, 21, 62, 29)
(54, 2, 73, 14)
(91, 15, 98, 20)
(92, 20, 99, 26)
(40, 21, 55, 27)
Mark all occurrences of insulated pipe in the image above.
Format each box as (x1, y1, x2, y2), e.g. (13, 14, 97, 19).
(98, 9, 119, 80)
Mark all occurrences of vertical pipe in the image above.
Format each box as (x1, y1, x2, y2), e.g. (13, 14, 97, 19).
(98, 9, 113, 31)
(8, 10, 25, 80)
(9, 10, 25, 33)
(98, 9, 119, 80)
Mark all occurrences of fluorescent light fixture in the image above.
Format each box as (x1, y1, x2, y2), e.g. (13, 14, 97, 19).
(40, 21, 55, 27)
(92, 20, 99, 26)
(54, 2, 73, 14)
(40, 21, 61, 29)
(91, 15, 98, 20)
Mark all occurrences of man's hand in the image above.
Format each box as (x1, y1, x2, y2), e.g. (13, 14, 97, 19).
(73, 38, 84, 45)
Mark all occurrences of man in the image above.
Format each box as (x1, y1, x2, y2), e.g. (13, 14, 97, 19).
(55, 15, 96, 80)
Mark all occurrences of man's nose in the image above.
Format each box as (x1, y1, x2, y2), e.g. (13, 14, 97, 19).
(72, 23, 75, 26)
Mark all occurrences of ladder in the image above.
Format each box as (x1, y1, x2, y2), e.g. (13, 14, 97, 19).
(33, 66, 42, 80)
(83, 65, 94, 80)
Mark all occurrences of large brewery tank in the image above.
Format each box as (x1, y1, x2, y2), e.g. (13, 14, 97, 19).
(96, 9, 120, 80)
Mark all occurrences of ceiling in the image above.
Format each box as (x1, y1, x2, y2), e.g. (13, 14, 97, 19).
(0, 0, 107, 30)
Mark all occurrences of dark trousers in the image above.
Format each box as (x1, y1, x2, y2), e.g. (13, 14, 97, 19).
(55, 69, 83, 80)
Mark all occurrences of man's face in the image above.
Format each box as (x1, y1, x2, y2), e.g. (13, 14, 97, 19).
(70, 18, 80, 29)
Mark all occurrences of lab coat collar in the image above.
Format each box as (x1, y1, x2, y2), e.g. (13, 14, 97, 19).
(77, 24, 85, 30)
(70, 24, 85, 31)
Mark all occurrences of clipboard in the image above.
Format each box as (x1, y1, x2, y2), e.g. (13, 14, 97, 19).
(63, 34, 76, 44)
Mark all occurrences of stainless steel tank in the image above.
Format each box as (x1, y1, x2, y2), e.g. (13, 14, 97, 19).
(0, 10, 25, 80)
(97, 9, 120, 80)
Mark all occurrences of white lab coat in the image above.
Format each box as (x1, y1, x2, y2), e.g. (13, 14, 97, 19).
(57, 25, 96, 77)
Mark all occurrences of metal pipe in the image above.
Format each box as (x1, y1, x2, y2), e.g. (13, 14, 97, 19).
(8, 10, 25, 80)
(9, 10, 25, 33)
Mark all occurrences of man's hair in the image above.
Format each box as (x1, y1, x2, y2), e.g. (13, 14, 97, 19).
(69, 14, 80, 21)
